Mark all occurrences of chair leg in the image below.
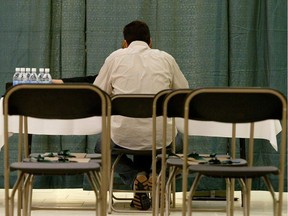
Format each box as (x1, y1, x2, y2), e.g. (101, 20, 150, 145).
(230, 178, 236, 216)
(96, 172, 102, 190)
(225, 178, 231, 216)
(9, 172, 26, 216)
(165, 166, 178, 216)
(238, 178, 248, 216)
(24, 174, 34, 216)
(187, 173, 202, 216)
(245, 178, 252, 215)
(17, 182, 22, 216)
(154, 170, 162, 215)
(108, 154, 122, 214)
(86, 171, 100, 216)
(262, 176, 279, 216)
(171, 166, 178, 209)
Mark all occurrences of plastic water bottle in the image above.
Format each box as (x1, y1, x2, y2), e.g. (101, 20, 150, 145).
(29, 68, 38, 83)
(19, 67, 28, 84)
(37, 68, 45, 83)
(42, 68, 52, 84)
(25, 68, 31, 82)
(12, 67, 21, 85)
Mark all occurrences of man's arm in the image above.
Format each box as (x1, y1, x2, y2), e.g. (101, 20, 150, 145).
(62, 75, 97, 83)
(170, 59, 189, 88)
(52, 75, 97, 84)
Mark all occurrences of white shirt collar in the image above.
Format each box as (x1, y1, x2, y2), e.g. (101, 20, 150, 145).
(128, 41, 150, 48)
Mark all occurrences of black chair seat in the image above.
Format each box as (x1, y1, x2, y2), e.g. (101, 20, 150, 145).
(167, 157, 247, 167)
(30, 153, 102, 158)
(189, 165, 279, 178)
(86, 153, 102, 159)
(112, 148, 163, 155)
(10, 162, 100, 175)
(166, 157, 183, 167)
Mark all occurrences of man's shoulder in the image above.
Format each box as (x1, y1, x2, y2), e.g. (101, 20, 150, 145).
(108, 48, 126, 57)
(104, 48, 126, 63)
(150, 48, 176, 61)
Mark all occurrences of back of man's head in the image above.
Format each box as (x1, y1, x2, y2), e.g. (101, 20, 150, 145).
(123, 20, 151, 45)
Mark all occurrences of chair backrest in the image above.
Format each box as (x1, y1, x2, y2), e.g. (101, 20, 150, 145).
(111, 91, 173, 214)
(185, 88, 284, 123)
(183, 87, 286, 154)
(163, 89, 194, 118)
(3, 84, 110, 216)
(4, 84, 108, 119)
(183, 87, 286, 156)
(111, 94, 155, 118)
(160, 88, 194, 164)
(181, 87, 287, 208)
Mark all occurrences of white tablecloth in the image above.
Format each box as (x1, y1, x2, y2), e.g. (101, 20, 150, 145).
(0, 98, 282, 151)
(175, 118, 281, 151)
(0, 97, 102, 150)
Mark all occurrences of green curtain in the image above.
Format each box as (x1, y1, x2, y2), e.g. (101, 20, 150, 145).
(0, 0, 286, 190)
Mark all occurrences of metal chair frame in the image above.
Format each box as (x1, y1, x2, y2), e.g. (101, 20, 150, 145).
(157, 89, 194, 216)
(108, 91, 175, 214)
(156, 87, 286, 216)
(108, 94, 156, 214)
(159, 88, 238, 215)
(3, 84, 111, 216)
(181, 88, 287, 216)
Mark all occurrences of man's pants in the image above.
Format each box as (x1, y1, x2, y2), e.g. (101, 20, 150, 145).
(94, 133, 183, 187)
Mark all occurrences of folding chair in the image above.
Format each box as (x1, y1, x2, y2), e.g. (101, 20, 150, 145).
(108, 92, 173, 214)
(157, 89, 194, 216)
(5, 82, 33, 155)
(157, 88, 246, 216)
(3, 84, 111, 216)
(181, 88, 287, 216)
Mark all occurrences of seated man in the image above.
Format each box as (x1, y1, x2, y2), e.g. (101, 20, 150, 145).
(94, 20, 189, 210)
(54, 20, 189, 210)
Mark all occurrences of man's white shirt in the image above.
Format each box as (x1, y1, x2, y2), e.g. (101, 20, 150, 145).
(94, 41, 189, 150)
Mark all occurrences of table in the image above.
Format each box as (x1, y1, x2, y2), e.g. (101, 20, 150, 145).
(0, 98, 282, 151)
(175, 118, 281, 151)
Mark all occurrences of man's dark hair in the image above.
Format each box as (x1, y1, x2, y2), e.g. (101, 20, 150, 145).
(123, 20, 151, 45)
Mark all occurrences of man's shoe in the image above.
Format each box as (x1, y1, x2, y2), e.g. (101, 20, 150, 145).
(130, 172, 151, 210)
(148, 173, 154, 192)
(133, 171, 148, 191)
(130, 193, 150, 210)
